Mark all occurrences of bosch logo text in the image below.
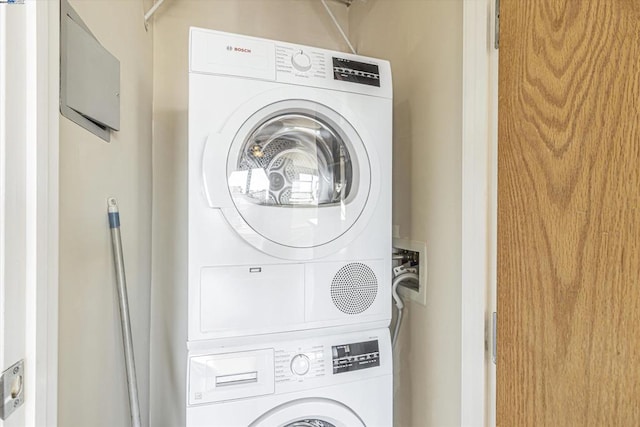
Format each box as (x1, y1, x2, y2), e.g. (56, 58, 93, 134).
(226, 45, 252, 53)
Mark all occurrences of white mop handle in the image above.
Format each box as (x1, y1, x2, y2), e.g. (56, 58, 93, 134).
(108, 197, 142, 427)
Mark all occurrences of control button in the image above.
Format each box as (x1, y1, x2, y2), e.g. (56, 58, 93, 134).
(291, 51, 312, 72)
(290, 354, 311, 376)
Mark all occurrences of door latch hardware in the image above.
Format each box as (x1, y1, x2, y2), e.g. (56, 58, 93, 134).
(0, 359, 25, 420)
(494, 0, 500, 49)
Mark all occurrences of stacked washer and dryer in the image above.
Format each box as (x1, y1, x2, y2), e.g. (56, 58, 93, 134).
(185, 27, 392, 426)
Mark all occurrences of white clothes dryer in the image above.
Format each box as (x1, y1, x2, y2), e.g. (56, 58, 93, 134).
(188, 28, 392, 340)
(185, 328, 392, 427)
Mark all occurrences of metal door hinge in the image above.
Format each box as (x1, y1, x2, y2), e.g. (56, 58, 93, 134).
(492, 312, 497, 365)
(0, 360, 24, 420)
(494, 0, 500, 49)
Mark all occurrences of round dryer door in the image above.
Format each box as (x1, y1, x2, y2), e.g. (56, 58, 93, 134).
(222, 99, 373, 258)
(249, 398, 366, 427)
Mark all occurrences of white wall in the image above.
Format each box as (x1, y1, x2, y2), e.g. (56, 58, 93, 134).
(57, 0, 153, 425)
(349, 1, 463, 426)
(149, 1, 349, 425)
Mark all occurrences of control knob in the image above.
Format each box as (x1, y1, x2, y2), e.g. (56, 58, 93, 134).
(291, 50, 312, 72)
(290, 354, 310, 376)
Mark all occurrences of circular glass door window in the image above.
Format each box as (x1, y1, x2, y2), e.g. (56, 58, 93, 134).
(230, 114, 353, 207)
(249, 397, 366, 427)
(225, 101, 371, 250)
(284, 420, 337, 427)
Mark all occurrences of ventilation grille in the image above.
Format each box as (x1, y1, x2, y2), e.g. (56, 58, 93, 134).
(330, 263, 378, 315)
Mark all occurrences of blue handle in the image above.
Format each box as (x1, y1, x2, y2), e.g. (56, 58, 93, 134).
(109, 212, 120, 229)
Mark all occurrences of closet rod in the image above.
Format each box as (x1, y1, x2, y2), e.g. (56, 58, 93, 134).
(145, 0, 354, 30)
(144, 0, 165, 29)
(321, 0, 356, 54)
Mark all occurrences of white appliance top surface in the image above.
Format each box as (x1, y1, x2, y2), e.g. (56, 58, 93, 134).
(189, 27, 392, 99)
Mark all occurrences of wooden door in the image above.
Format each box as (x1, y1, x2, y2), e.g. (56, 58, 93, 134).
(497, 1, 640, 425)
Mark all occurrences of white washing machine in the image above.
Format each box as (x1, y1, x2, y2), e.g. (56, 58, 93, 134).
(186, 328, 392, 426)
(188, 28, 393, 340)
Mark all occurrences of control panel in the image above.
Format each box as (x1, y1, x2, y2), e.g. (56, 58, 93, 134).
(275, 44, 382, 89)
(274, 344, 326, 384)
(187, 329, 391, 406)
(332, 340, 380, 374)
(273, 337, 382, 384)
(190, 27, 391, 98)
(332, 58, 380, 87)
(276, 45, 326, 79)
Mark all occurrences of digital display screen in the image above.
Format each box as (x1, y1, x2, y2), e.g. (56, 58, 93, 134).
(333, 58, 380, 87)
(332, 340, 380, 374)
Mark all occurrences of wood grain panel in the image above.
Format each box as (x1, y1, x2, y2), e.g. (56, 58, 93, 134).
(497, 1, 640, 425)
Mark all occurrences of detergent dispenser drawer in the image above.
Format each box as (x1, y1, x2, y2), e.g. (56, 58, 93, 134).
(188, 349, 275, 405)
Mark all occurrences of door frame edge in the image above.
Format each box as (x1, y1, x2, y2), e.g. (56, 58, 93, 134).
(461, 0, 498, 425)
(24, 0, 60, 425)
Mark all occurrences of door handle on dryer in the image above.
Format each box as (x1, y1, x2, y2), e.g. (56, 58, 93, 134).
(202, 132, 233, 208)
